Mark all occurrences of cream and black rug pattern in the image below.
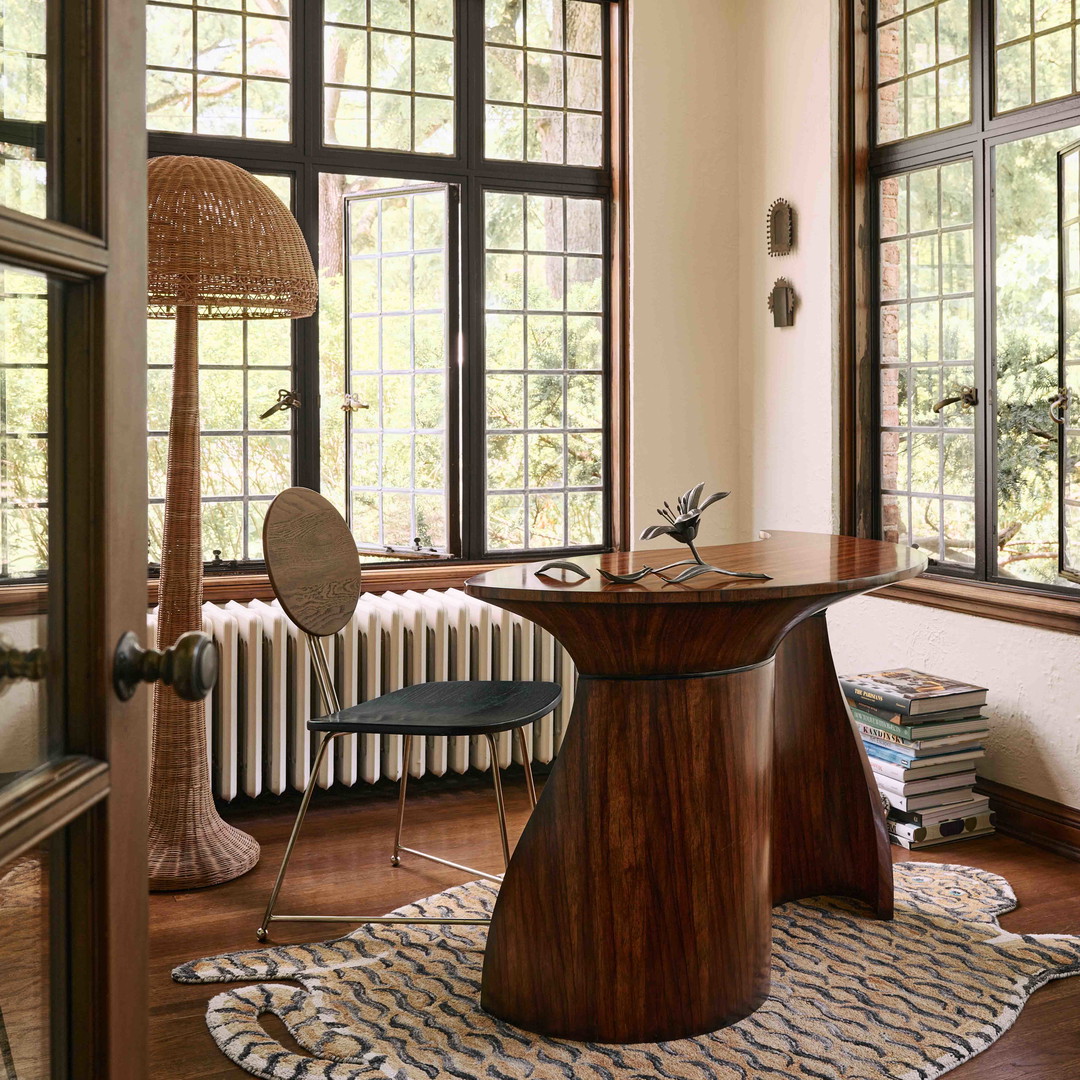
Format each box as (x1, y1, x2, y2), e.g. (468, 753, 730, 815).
(174, 862, 1080, 1079)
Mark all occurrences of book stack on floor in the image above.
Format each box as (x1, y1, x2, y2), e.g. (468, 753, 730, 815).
(838, 668, 996, 850)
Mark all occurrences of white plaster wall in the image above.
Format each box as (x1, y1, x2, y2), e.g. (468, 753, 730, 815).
(733, 0, 1080, 808)
(629, 0, 747, 547)
(827, 596, 1080, 804)
(736, 0, 839, 538)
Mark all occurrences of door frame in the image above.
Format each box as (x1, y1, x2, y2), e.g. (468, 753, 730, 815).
(0, 0, 149, 1073)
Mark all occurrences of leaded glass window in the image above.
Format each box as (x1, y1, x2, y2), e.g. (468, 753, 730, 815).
(876, 0, 971, 144)
(484, 0, 605, 166)
(146, 0, 292, 138)
(484, 191, 604, 550)
(0, 0, 48, 218)
(144, 0, 620, 570)
(866, 0, 1080, 596)
(146, 173, 295, 565)
(0, 266, 47, 577)
(323, 0, 455, 153)
(344, 184, 451, 552)
(995, 0, 1080, 113)
(879, 161, 976, 566)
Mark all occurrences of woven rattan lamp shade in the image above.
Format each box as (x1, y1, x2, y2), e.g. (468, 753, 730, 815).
(148, 155, 317, 319)
(147, 156, 317, 891)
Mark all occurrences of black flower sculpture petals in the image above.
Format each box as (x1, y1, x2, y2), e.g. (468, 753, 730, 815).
(635, 484, 772, 584)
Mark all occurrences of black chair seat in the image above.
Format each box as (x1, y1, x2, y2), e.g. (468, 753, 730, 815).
(308, 680, 563, 737)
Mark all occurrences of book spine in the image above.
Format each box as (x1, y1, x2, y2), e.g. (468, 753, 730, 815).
(844, 698, 903, 724)
(863, 743, 918, 765)
(879, 787, 971, 812)
(896, 827, 996, 850)
(887, 799, 990, 826)
(851, 709, 918, 740)
(842, 682, 913, 715)
(860, 729, 985, 753)
(856, 722, 911, 746)
(876, 772, 975, 797)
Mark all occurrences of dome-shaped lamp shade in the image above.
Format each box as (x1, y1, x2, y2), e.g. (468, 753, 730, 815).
(147, 155, 317, 320)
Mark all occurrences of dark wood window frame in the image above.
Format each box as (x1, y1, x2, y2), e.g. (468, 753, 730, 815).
(841, 0, 1080, 636)
(0, 0, 631, 614)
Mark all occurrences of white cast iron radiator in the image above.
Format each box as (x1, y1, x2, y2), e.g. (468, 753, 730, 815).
(147, 589, 576, 801)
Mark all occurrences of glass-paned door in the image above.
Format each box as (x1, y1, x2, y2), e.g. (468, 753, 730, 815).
(0, 0, 159, 1074)
(1058, 139, 1080, 579)
(343, 183, 456, 555)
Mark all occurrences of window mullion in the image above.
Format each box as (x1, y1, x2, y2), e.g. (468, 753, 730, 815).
(462, 178, 486, 560)
(974, 135, 992, 580)
(974, 0, 992, 132)
(294, 164, 321, 495)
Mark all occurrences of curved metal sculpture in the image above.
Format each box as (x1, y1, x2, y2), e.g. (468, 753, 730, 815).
(598, 484, 772, 585)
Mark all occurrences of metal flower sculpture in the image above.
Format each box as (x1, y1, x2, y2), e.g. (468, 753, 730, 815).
(598, 483, 773, 585)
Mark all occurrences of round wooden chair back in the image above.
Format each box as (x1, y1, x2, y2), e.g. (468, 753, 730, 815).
(263, 487, 361, 638)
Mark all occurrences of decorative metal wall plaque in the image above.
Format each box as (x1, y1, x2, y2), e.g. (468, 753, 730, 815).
(768, 278, 797, 328)
(767, 198, 795, 257)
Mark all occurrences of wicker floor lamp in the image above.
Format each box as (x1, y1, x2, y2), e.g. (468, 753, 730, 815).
(147, 156, 317, 890)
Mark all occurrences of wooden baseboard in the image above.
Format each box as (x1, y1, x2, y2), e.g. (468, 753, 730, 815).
(975, 776, 1080, 862)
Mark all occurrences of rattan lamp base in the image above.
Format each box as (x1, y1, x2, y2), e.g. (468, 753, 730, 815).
(148, 799, 260, 891)
(146, 157, 316, 892)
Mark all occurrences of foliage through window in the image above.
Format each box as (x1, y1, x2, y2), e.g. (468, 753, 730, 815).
(867, 0, 1080, 594)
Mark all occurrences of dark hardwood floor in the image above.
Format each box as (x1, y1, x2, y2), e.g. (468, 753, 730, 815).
(150, 773, 1080, 1079)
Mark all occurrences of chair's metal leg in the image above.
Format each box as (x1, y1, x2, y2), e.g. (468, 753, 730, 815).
(391, 734, 412, 866)
(486, 733, 511, 869)
(516, 727, 538, 809)
(257, 733, 335, 942)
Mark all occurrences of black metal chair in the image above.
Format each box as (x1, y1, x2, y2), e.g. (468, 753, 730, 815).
(256, 487, 561, 942)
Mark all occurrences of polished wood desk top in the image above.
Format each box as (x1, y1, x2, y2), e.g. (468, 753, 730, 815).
(466, 530, 927, 606)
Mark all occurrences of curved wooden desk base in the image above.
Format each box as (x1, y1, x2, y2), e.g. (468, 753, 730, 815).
(772, 613, 893, 916)
(481, 615, 892, 1044)
(481, 664, 774, 1044)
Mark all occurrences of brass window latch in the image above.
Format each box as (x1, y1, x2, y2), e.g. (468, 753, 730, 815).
(1049, 387, 1071, 426)
(260, 388, 302, 419)
(341, 393, 370, 413)
(933, 386, 979, 414)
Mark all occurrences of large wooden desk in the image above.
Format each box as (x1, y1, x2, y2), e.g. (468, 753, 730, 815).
(465, 531, 927, 1043)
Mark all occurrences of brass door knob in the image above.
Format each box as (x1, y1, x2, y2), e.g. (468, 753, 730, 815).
(113, 630, 218, 702)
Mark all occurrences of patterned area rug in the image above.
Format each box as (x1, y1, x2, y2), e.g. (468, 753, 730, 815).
(175, 862, 1080, 1080)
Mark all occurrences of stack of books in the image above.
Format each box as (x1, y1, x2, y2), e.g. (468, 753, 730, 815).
(839, 668, 996, 850)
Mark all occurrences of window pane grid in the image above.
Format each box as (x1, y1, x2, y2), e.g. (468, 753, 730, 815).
(484, 0, 605, 166)
(994, 0, 1080, 114)
(0, 0, 48, 219)
(147, 319, 293, 564)
(484, 191, 604, 552)
(323, 0, 455, 154)
(0, 267, 48, 578)
(878, 161, 976, 566)
(876, 0, 971, 145)
(345, 186, 450, 553)
(145, 170, 295, 565)
(146, 0, 292, 139)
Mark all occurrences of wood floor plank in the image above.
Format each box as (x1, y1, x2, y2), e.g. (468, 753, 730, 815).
(149, 775, 1080, 1078)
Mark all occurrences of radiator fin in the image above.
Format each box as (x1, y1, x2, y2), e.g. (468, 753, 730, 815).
(148, 589, 576, 799)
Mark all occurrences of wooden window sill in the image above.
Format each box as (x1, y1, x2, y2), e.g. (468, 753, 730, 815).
(873, 574, 1080, 636)
(0, 561, 523, 617)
